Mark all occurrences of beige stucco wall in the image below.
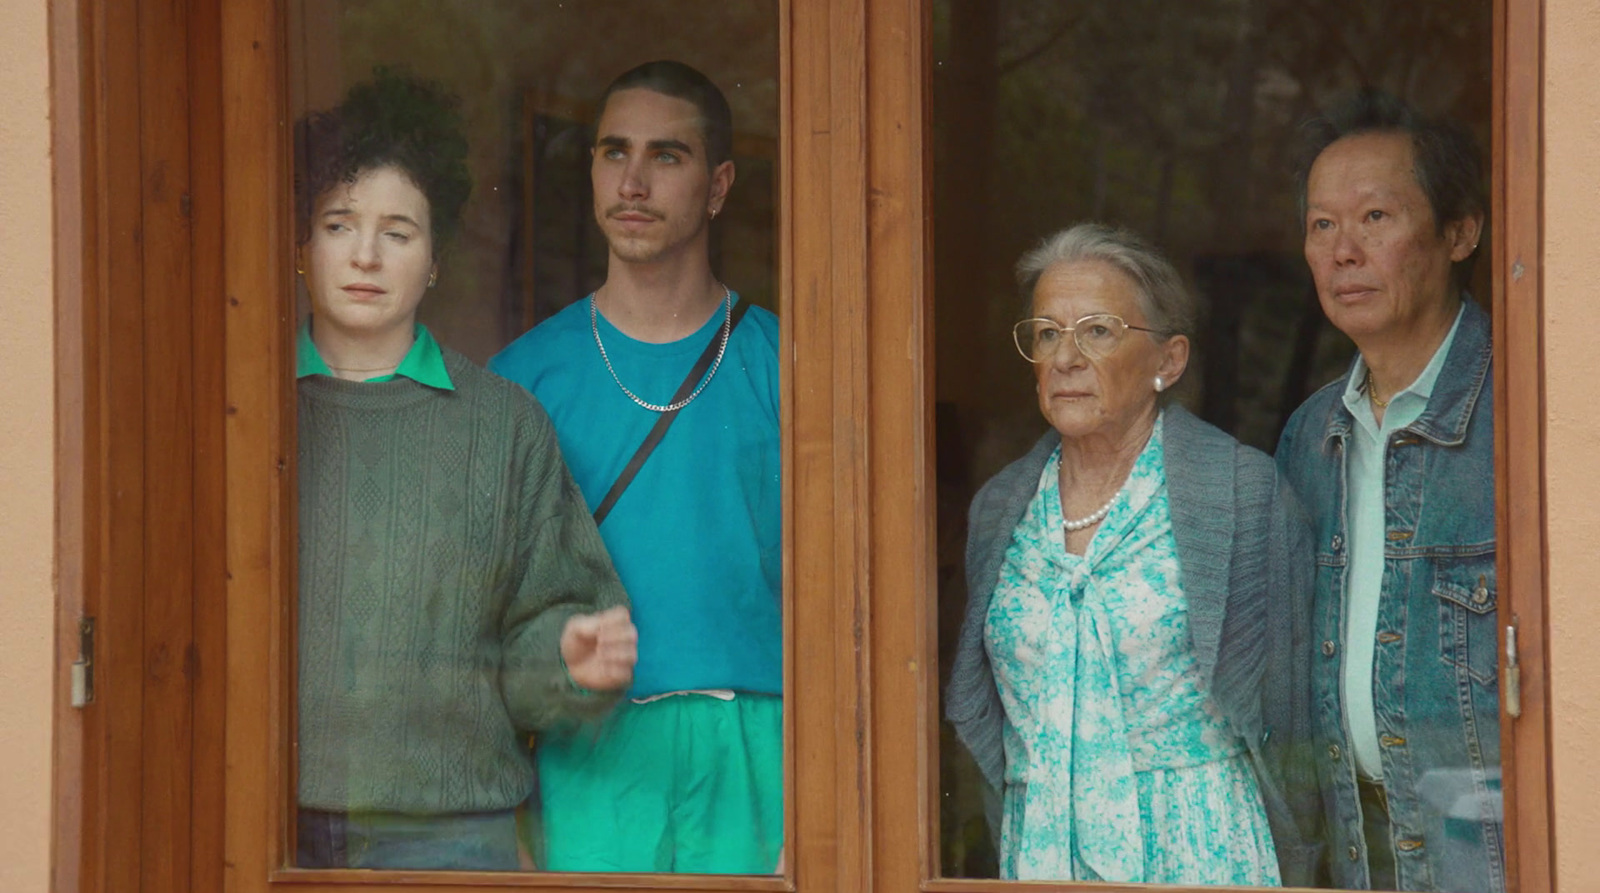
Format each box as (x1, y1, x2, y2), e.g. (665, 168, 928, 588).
(0, 0, 56, 889)
(0, 1, 1589, 891)
(1544, 0, 1600, 889)
(0, 0, 56, 892)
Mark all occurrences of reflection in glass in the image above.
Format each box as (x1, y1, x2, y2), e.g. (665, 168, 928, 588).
(1278, 91, 1500, 893)
(488, 60, 783, 875)
(292, 69, 635, 873)
(933, 1, 1496, 889)
(946, 224, 1312, 885)
(289, 1, 782, 875)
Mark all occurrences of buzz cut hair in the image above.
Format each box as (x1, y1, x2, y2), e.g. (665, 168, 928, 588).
(595, 60, 734, 169)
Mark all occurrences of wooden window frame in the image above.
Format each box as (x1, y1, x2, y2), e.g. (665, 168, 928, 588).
(864, 0, 1553, 892)
(50, 0, 1549, 891)
(216, 0, 867, 891)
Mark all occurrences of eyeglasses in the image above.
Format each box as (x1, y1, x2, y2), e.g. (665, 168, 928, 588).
(1012, 314, 1163, 364)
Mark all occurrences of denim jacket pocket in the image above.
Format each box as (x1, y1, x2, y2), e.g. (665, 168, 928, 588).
(1433, 553, 1498, 686)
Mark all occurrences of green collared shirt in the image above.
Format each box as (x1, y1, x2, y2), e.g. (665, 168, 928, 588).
(296, 321, 454, 390)
(1338, 302, 1464, 780)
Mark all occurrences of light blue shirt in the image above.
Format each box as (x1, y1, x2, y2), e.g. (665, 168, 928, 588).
(1339, 303, 1464, 779)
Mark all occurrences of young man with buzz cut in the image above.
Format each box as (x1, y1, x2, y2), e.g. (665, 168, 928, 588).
(490, 60, 782, 875)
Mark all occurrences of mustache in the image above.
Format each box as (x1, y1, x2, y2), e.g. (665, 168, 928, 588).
(603, 203, 665, 220)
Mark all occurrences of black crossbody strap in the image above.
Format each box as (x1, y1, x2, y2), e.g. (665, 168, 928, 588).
(592, 299, 752, 526)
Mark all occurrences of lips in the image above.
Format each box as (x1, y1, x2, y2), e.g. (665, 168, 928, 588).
(341, 284, 386, 299)
(605, 204, 663, 225)
(1332, 285, 1378, 300)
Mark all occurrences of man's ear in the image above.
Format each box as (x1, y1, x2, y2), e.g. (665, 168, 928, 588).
(1447, 212, 1485, 262)
(710, 159, 736, 209)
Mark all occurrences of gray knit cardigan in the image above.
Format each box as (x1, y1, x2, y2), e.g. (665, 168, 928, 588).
(945, 406, 1324, 885)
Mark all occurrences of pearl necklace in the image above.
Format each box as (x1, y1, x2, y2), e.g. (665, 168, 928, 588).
(1062, 491, 1120, 531)
(591, 285, 733, 413)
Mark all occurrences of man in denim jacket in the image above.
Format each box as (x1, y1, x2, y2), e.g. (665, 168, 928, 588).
(1276, 91, 1501, 892)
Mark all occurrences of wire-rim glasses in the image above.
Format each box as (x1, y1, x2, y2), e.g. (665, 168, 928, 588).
(1012, 314, 1164, 364)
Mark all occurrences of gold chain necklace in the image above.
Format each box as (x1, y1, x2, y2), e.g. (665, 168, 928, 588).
(1364, 369, 1390, 408)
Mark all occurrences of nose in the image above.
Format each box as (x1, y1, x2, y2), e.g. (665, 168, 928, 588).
(618, 155, 648, 201)
(1048, 332, 1087, 371)
(1331, 227, 1363, 266)
(351, 230, 381, 271)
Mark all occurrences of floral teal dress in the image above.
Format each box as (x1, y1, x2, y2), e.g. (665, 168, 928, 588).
(984, 415, 1281, 884)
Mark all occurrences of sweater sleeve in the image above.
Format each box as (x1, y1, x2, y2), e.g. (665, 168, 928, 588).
(1262, 465, 1328, 885)
(498, 397, 631, 731)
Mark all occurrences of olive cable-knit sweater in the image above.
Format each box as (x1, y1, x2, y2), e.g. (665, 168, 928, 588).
(296, 347, 627, 814)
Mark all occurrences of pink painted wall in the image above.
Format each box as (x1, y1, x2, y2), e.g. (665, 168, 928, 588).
(0, 0, 58, 891)
(1543, 0, 1600, 889)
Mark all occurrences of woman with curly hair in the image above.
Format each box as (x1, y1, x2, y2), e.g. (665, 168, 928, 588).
(292, 69, 638, 871)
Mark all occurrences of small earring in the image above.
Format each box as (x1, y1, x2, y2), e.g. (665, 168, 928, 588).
(1153, 375, 1165, 393)
(428, 270, 438, 288)
(709, 207, 720, 220)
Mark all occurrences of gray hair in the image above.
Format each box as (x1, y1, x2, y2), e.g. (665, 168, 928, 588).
(1015, 223, 1198, 340)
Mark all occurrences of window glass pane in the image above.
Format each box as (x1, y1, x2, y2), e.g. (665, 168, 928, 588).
(288, 1, 782, 873)
(933, 2, 1498, 888)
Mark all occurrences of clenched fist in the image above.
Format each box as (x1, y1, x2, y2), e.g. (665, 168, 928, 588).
(559, 605, 638, 692)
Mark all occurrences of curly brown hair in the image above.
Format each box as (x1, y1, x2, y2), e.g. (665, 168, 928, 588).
(294, 67, 472, 252)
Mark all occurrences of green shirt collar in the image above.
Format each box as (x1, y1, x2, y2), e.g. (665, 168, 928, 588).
(296, 320, 454, 390)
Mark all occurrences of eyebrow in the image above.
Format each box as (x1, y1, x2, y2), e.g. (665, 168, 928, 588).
(318, 208, 423, 229)
(596, 135, 696, 157)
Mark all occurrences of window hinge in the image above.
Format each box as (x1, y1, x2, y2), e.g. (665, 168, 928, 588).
(70, 617, 95, 708)
(1504, 618, 1521, 719)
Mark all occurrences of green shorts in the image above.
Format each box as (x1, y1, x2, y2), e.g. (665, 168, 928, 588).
(534, 692, 783, 873)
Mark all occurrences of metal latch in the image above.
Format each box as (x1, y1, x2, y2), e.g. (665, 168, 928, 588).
(1504, 619, 1521, 719)
(70, 617, 95, 708)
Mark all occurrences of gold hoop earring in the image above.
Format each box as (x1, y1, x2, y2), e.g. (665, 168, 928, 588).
(428, 270, 438, 288)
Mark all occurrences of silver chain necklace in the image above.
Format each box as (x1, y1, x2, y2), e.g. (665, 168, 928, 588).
(591, 284, 733, 413)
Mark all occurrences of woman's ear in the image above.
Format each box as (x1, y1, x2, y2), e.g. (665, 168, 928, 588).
(1156, 334, 1190, 387)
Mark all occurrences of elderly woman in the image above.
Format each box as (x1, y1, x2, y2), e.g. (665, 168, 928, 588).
(946, 223, 1321, 885)
(293, 70, 638, 870)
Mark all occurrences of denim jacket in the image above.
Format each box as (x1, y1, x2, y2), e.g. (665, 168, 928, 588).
(1275, 299, 1503, 892)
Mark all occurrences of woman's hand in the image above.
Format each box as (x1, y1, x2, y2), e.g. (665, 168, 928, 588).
(559, 606, 638, 691)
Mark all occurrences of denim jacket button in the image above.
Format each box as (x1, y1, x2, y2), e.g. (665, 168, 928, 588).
(1322, 640, 1337, 657)
(1347, 844, 1361, 861)
(1472, 585, 1490, 605)
(1328, 744, 1342, 760)
(1331, 534, 1343, 551)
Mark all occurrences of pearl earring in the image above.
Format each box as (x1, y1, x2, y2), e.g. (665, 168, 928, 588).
(1153, 375, 1165, 393)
